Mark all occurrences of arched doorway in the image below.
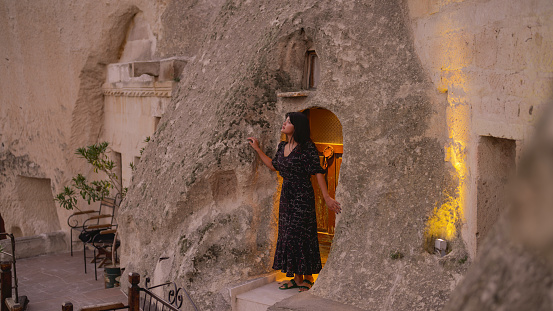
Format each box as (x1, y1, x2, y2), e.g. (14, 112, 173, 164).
(304, 108, 343, 263)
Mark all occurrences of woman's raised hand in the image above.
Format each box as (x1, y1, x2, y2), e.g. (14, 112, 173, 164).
(247, 137, 276, 171)
(247, 137, 260, 151)
(325, 197, 342, 214)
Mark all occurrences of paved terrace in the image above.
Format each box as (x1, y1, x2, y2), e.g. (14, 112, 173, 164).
(14, 251, 127, 311)
(11, 245, 333, 310)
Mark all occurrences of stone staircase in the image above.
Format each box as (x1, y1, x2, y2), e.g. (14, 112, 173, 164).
(229, 273, 308, 311)
(236, 281, 299, 311)
(231, 246, 327, 311)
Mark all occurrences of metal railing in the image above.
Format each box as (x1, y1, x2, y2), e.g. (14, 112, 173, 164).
(141, 277, 198, 311)
(0, 233, 19, 308)
(62, 273, 198, 311)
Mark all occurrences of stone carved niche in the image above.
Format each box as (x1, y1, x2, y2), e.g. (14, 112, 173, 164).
(119, 12, 156, 63)
(14, 176, 60, 237)
(476, 136, 516, 252)
(275, 30, 320, 98)
(275, 30, 313, 89)
(209, 170, 238, 203)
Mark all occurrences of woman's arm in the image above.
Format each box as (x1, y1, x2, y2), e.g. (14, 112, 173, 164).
(247, 137, 276, 171)
(315, 173, 342, 214)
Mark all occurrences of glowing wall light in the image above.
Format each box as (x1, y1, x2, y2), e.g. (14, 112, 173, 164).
(424, 11, 472, 246)
(425, 92, 469, 244)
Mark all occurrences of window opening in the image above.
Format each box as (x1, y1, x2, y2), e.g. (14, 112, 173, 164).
(304, 51, 320, 89)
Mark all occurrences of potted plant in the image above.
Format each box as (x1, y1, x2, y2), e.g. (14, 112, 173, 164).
(55, 141, 137, 287)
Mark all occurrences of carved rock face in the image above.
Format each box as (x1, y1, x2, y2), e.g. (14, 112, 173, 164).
(118, 1, 457, 310)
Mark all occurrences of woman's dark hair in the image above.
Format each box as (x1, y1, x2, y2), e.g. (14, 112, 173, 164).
(286, 111, 312, 146)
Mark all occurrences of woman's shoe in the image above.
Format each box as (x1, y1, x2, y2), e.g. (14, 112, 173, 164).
(279, 279, 299, 290)
(298, 279, 314, 292)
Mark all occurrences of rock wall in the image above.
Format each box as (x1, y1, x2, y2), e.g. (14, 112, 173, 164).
(1, 0, 552, 310)
(0, 0, 166, 236)
(118, 0, 462, 310)
(407, 0, 553, 257)
(444, 98, 553, 311)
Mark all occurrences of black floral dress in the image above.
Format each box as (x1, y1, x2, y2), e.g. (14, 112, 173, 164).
(271, 141, 326, 277)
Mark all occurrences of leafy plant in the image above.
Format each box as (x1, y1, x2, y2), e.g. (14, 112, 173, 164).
(139, 136, 150, 155)
(55, 186, 78, 210)
(55, 142, 125, 210)
(130, 136, 150, 171)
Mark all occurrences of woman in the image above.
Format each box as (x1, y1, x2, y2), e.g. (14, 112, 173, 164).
(248, 111, 341, 292)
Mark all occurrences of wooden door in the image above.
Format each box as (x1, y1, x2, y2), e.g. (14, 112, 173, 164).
(311, 144, 342, 245)
(305, 108, 343, 246)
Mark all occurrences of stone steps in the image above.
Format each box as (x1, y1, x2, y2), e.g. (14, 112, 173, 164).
(230, 272, 321, 311)
(235, 281, 299, 311)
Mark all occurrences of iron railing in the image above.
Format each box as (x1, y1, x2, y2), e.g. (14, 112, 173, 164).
(0, 233, 19, 305)
(141, 277, 198, 311)
(62, 273, 198, 311)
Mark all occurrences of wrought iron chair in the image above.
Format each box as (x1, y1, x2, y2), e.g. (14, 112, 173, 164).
(91, 227, 120, 280)
(67, 196, 119, 256)
(76, 194, 121, 275)
(67, 209, 100, 257)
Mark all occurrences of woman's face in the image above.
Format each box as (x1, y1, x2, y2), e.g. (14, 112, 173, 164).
(281, 116, 295, 135)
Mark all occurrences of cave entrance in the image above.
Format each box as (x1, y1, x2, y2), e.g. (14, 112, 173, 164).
(476, 136, 516, 253)
(304, 108, 343, 265)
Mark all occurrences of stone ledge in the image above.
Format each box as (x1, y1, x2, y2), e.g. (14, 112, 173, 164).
(102, 81, 174, 98)
(268, 292, 366, 311)
(227, 274, 276, 311)
(473, 118, 525, 140)
(132, 61, 160, 77)
(107, 58, 188, 84)
(0, 231, 68, 260)
(277, 91, 310, 98)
